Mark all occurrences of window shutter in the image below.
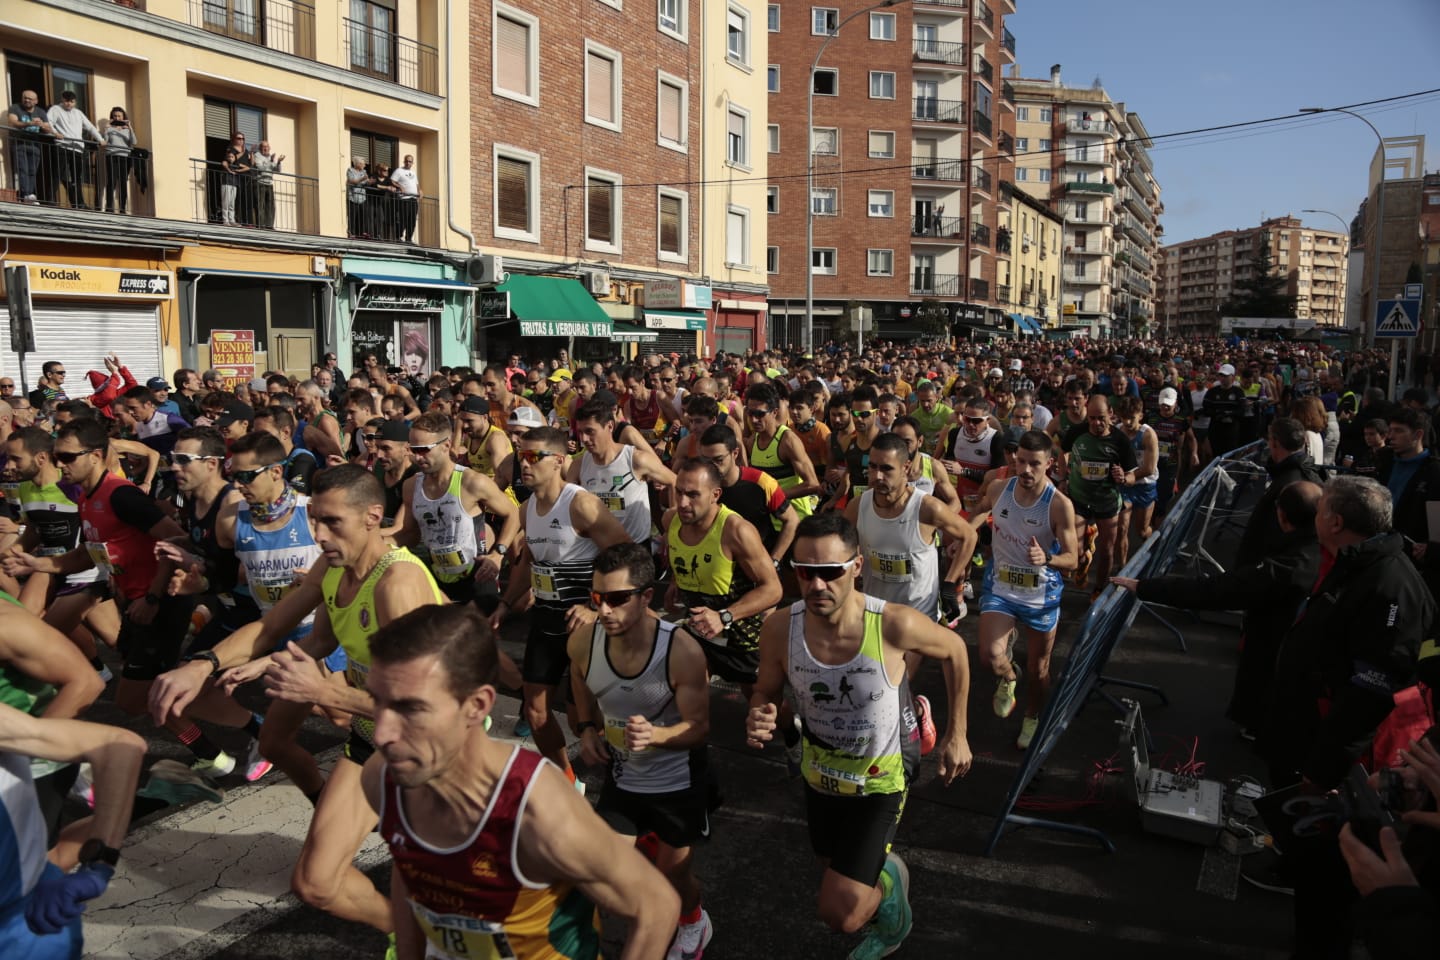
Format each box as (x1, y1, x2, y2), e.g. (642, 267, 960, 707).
(587, 52, 614, 123)
(659, 82, 682, 143)
(659, 195, 681, 254)
(587, 177, 613, 244)
(726, 210, 744, 264)
(236, 105, 264, 144)
(727, 111, 745, 162)
(203, 100, 231, 140)
(497, 156, 530, 231)
(496, 15, 530, 96)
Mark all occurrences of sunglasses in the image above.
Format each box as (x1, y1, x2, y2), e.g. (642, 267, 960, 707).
(852, 410, 875, 419)
(170, 452, 221, 466)
(408, 443, 441, 455)
(747, 408, 771, 419)
(963, 416, 988, 425)
(230, 463, 279, 484)
(659, 377, 676, 383)
(791, 559, 857, 582)
(590, 585, 650, 608)
(517, 449, 560, 464)
(53, 448, 96, 465)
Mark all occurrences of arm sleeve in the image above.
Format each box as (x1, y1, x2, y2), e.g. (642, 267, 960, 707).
(109, 484, 166, 532)
(1135, 567, 1273, 612)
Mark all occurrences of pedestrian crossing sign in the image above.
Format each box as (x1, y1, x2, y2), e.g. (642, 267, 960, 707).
(1375, 299, 1420, 338)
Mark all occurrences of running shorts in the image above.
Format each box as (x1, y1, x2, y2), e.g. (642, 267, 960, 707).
(805, 786, 908, 885)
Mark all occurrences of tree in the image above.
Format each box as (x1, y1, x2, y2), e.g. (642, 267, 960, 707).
(1221, 233, 1296, 319)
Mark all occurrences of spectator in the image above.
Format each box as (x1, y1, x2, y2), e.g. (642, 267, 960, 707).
(46, 90, 101, 210)
(101, 106, 136, 214)
(219, 142, 244, 225)
(1348, 418, 1389, 478)
(27, 360, 67, 411)
(390, 153, 422, 242)
(250, 139, 284, 230)
(171, 368, 203, 424)
(84, 354, 138, 419)
(6, 89, 55, 203)
(346, 157, 371, 237)
(1376, 407, 1440, 595)
(368, 161, 397, 240)
(147, 377, 182, 418)
(1292, 395, 1330, 466)
(0, 377, 15, 402)
(1235, 417, 1323, 566)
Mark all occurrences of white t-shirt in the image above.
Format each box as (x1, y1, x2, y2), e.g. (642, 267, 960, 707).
(390, 167, 420, 197)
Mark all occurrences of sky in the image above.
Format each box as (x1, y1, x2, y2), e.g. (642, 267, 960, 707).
(1004, 0, 1440, 244)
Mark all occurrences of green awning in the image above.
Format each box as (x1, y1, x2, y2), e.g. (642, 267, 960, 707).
(644, 309, 708, 331)
(499, 274, 613, 338)
(612, 323, 659, 343)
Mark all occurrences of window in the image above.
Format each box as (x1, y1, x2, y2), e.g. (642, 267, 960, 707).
(811, 127, 837, 154)
(584, 42, 622, 130)
(811, 188, 837, 215)
(767, 65, 779, 92)
(726, 206, 750, 267)
(867, 190, 894, 217)
(493, 4, 538, 105)
(869, 72, 895, 99)
(767, 124, 780, 153)
(1014, 167, 1028, 181)
(494, 144, 539, 242)
(1038, 138, 1051, 151)
(1039, 108, 1053, 122)
(768, 4, 779, 31)
(726, 106, 749, 167)
(812, 68, 838, 96)
(348, 127, 397, 175)
(727, 5, 750, 66)
(869, 12, 895, 39)
(657, 73, 687, 151)
(348, 0, 396, 81)
(1016, 137, 1029, 152)
(1016, 106, 1029, 121)
(767, 186, 778, 213)
(868, 130, 894, 158)
(1037, 169, 1051, 182)
(812, 7, 838, 35)
(585, 169, 622, 253)
(207, 97, 267, 167)
(658, 0, 685, 38)
(867, 249, 894, 277)
(767, 246, 780, 274)
(812, 248, 837, 275)
(974, 82, 991, 117)
(657, 188, 687, 261)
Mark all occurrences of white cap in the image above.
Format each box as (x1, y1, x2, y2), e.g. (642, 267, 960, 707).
(1158, 387, 1178, 406)
(1009, 358, 1023, 371)
(1218, 363, 1236, 376)
(507, 406, 546, 428)
(987, 367, 1004, 379)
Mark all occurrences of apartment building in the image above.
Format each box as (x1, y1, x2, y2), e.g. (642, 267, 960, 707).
(765, 0, 1020, 346)
(1159, 216, 1349, 337)
(1, 0, 477, 383)
(1010, 66, 1163, 337)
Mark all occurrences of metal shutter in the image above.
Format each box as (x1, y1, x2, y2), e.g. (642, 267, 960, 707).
(645, 330, 696, 357)
(4, 304, 162, 386)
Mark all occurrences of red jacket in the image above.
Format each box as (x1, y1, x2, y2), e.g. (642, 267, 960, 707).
(86, 366, 138, 418)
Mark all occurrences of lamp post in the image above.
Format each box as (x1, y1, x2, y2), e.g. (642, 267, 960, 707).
(806, 0, 905, 356)
(1301, 208, 1352, 331)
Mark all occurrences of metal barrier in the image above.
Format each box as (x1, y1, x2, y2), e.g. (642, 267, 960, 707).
(984, 440, 1270, 856)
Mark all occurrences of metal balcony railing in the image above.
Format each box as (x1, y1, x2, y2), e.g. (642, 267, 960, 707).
(913, 97, 966, 123)
(1003, 27, 1017, 55)
(1066, 117, 1114, 135)
(1002, 80, 1015, 106)
(971, 222, 991, 247)
(911, 272, 962, 296)
(995, 227, 1012, 254)
(913, 39, 966, 65)
(1062, 180, 1115, 195)
(975, 57, 993, 84)
(343, 187, 441, 246)
(972, 167, 992, 193)
(970, 277, 990, 300)
(976, 3, 994, 32)
(912, 159, 966, 181)
(342, 17, 439, 94)
(1, 130, 156, 215)
(188, 0, 316, 59)
(912, 215, 965, 239)
(998, 131, 1014, 154)
(997, 284, 1011, 303)
(190, 158, 319, 233)
(971, 110, 991, 138)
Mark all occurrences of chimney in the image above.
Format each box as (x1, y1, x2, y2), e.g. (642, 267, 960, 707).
(1050, 64, 1062, 87)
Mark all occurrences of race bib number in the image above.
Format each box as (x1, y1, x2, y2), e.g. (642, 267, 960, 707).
(601, 495, 625, 514)
(530, 564, 559, 601)
(804, 755, 865, 796)
(996, 563, 1043, 593)
(1080, 460, 1110, 481)
(604, 715, 630, 763)
(867, 553, 910, 582)
(1157, 441, 1173, 461)
(431, 547, 470, 577)
(411, 900, 517, 960)
(344, 659, 369, 691)
(254, 577, 293, 608)
(84, 540, 118, 575)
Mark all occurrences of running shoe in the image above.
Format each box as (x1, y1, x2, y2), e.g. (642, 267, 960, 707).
(961, 580, 975, 601)
(942, 598, 968, 629)
(667, 909, 713, 960)
(514, 716, 532, 738)
(139, 759, 224, 805)
(914, 695, 937, 757)
(993, 675, 1017, 719)
(192, 749, 236, 778)
(243, 739, 273, 783)
(848, 853, 912, 960)
(1016, 716, 1039, 751)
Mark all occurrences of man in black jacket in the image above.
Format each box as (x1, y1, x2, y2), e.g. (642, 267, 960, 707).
(1112, 480, 1322, 738)
(1376, 406, 1440, 598)
(1265, 475, 1434, 960)
(1235, 417, 1324, 567)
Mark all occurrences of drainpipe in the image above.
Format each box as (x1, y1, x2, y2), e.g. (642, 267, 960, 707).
(444, 0, 481, 362)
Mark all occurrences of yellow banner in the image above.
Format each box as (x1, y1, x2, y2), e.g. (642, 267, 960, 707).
(18, 262, 175, 300)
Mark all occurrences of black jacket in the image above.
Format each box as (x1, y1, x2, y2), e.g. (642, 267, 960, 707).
(1266, 533, 1435, 788)
(1375, 449, 1440, 593)
(1236, 451, 1324, 566)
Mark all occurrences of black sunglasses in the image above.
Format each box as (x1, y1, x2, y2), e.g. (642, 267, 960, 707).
(792, 560, 857, 582)
(852, 410, 875, 419)
(53, 448, 96, 465)
(230, 463, 280, 484)
(963, 416, 988, 425)
(590, 585, 650, 608)
(747, 408, 771, 418)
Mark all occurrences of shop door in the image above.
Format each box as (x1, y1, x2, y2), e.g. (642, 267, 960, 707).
(714, 327, 752, 355)
(350, 310, 398, 371)
(3, 304, 161, 388)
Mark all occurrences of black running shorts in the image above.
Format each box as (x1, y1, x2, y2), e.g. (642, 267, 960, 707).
(805, 785, 908, 886)
(523, 604, 575, 686)
(698, 639, 759, 685)
(596, 783, 712, 849)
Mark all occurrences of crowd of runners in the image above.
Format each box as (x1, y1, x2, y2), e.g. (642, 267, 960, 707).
(0, 334, 1421, 960)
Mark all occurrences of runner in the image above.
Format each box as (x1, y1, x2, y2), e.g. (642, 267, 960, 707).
(936, 397, 1006, 517)
(1060, 395, 1137, 598)
(456, 396, 516, 493)
(372, 420, 419, 535)
(907, 381, 953, 453)
(569, 543, 715, 958)
(697, 425, 798, 565)
(568, 399, 676, 545)
(1150, 387, 1197, 517)
(890, 416, 959, 507)
(745, 512, 972, 960)
(967, 430, 1080, 749)
(5, 427, 94, 616)
(1114, 396, 1159, 562)
(359, 602, 681, 960)
(746, 383, 821, 526)
(251, 406, 320, 494)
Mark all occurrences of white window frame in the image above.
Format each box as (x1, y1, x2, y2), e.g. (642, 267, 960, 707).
(656, 186, 688, 263)
(811, 187, 837, 216)
(1016, 137, 1029, 152)
(656, 71, 688, 153)
(492, 2, 539, 107)
(583, 41, 623, 132)
(767, 4, 780, 31)
(867, 189, 894, 218)
(1016, 106, 1029, 121)
(767, 123, 780, 153)
(726, 4, 751, 68)
(658, 0, 686, 41)
(1014, 167, 1028, 181)
(493, 143, 540, 244)
(869, 11, 895, 40)
(583, 166, 623, 255)
(867, 249, 894, 277)
(767, 64, 780, 93)
(1039, 107, 1053, 122)
(766, 185, 778, 214)
(812, 247, 837, 275)
(766, 245, 780, 275)
(811, 126, 838, 155)
(1038, 138, 1051, 151)
(812, 67, 838, 97)
(1037, 168, 1051, 182)
(726, 204, 751, 269)
(868, 71, 896, 100)
(726, 104, 751, 170)
(867, 130, 895, 158)
(812, 6, 838, 35)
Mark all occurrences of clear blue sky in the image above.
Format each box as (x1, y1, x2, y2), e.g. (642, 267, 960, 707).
(1005, 0, 1440, 243)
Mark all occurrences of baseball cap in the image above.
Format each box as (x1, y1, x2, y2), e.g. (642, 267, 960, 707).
(987, 367, 1004, 379)
(508, 406, 546, 429)
(146, 377, 171, 392)
(1158, 387, 1179, 406)
(1009, 359, 1023, 372)
(248, 377, 267, 393)
(214, 403, 254, 429)
(459, 396, 491, 415)
(548, 368, 573, 383)
(376, 419, 411, 442)
(1218, 363, 1236, 376)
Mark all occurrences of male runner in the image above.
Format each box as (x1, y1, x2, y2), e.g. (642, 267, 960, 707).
(663, 459, 783, 690)
(481, 364, 541, 423)
(457, 396, 516, 493)
(361, 602, 680, 960)
(1150, 387, 1198, 517)
(967, 431, 1080, 749)
(568, 399, 676, 545)
(252, 407, 320, 494)
(494, 428, 630, 774)
(890, 416, 959, 507)
(698, 425, 798, 565)
(1060, 395, 1137, 596)
(6, 427, 92, 615)
(745, 513, 972, 960)
(570, 544, 714, 958)
(372, 420, 419, 535)
(150, 464, 446, 940)
(936, 397, 1006, 516)
(745, 384, 821, 524)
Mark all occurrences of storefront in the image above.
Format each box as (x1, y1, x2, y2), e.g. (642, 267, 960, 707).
(711, 292, 766, 355)
(341, 258, 476, 377)
(479, 274, 614, 364)
(643, 279, 709, 356)
(180, 262, 334, 380)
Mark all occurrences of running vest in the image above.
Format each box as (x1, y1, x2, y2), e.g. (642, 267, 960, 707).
(946, 424, 999, 501)
(578, 445, 651, 544)
(235, 499, 321, 633)
(856, 489, 939, 620)
(750, 426, 814, 520)
(379, 746, 598, 960)
(524, 484, 598, 609)
(628, 390, 662, 438)
(786, 596, 913, 797)
(79, 472, 159, 601)
(412, 465, 483, 583)
(910, 403, 952, 449)
(1128, 424, 1159, 485)
(1151, 415, 1189, 467)
(17, 479, 79, 558)
(988, 478, 1063, 609)
(374, 463, 416, 527)
(585, 620, 701, 794)
(182, 485, 240, 593)
(322, 548, 443, 743)
(667, 506, 762, 651)
(843, 434, 876, 498)
(466, 424, 506, 478)
(908, 453, 938, 498)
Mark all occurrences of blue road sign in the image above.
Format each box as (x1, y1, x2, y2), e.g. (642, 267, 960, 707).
(1375, 299, 1420, 338)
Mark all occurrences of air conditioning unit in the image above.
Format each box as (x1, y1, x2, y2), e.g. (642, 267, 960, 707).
(583, 268, 611, 297)
(466, 254, 505, 285)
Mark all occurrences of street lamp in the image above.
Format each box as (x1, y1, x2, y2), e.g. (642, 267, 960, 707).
(1301, 208, 1352, 330)
(806, 0, 906, 356)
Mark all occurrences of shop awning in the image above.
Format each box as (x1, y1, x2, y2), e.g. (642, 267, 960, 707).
(644, 310, 708, 331)
(346, 271, 477, 293)
(612, 323, 659, 343)
(499, 274, 613, 338)
(1024, 316, 1044, 333)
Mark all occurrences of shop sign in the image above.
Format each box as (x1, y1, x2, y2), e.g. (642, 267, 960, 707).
(16, 262, 174, 300)
(209, 330, 256, 389)
(357, 285, 444, 311)
(645, 279, 712, 310)
(478, 291, 510, 320)
(519, 320, 612, 338)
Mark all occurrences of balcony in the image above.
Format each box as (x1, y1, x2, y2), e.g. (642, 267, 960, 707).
(912, 0, 967, 7)
(1061, 179, 1115, 196)
(190, 158, 320, 234)
(1002, 80, 1015, 107)
(913, 39, 966, 66)
(970, 278, 990, 300)
(1070, 241, 1110, 256)
(913, 98, 966, 123)
(912, 215, 965, 239)
(971, 109, 992, 138)
(342, 17, 439, 94)
(996, 226, 1012, 254)
(1019, 287, 1032, 305)
(975, 57, 993, 84)
(1, 133, 155, 215)
(1002, 27, 1017, 57)
(1123, 213, 1149, 243)
(1066, 270, 1106, 286)
(187, 0, 316, 60)
(912, 159, 966, 182)
(1065, 207, 1110, 226)
(1066, 117, 1114, 135)
(998, 131, 1014, 155)
(911, 273, 962, 297)
(997, 284, 1012, 303)
(971, 222, 991, 247)
(972, 167, 993, 194)
(1066, 144, 1110, 166)
(975, 2, 994, 34)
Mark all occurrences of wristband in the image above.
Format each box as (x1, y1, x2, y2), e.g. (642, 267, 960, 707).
(184, 649, 222, 678)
